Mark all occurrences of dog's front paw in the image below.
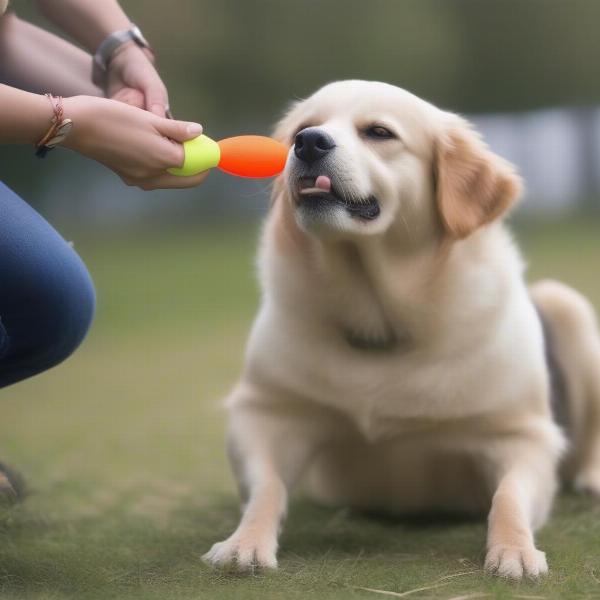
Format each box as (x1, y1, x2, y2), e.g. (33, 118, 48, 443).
(202, 531, 278, 571)
(485, 543, 548, 580)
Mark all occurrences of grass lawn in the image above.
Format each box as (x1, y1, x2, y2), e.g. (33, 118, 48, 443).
(1, 216, 599, 600)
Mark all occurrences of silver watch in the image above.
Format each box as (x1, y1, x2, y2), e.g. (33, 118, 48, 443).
(92, 24, 153, 87)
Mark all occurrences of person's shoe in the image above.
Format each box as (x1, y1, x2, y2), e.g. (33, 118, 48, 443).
(0, 462, 25, 505)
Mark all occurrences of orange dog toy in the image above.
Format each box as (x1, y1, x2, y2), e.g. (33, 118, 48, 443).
(167, 135, 288, 178)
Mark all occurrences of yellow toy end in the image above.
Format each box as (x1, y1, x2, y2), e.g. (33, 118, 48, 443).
(167, 134, 221, 176)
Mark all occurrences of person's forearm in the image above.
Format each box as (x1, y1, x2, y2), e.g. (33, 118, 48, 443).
(0, 13, 101, 97)
(0, 85, 207, 190)
(0, 84, 55, 145)
(35, 0, 131, 53)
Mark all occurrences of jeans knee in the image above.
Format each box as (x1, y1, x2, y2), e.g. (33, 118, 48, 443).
(40, 252, 96, 368)
(0, 182, 96, 387)
(8, 247, 97, 380)
(0, 248, 95, 389)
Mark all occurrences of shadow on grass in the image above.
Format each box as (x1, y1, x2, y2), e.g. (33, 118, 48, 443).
(279, 499, 487, 564)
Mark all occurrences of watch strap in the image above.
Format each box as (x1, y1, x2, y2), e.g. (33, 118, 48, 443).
(93, 24, 152, 72)
(92, 24, 153, 88)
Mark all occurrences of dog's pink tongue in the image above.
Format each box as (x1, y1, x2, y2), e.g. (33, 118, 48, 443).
(315, 175, 331, 192)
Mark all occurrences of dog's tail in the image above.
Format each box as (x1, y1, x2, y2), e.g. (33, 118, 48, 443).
(530, 279, 600, 493)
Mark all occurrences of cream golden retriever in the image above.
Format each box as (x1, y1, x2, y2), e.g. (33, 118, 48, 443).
(203, 80, 600, 579)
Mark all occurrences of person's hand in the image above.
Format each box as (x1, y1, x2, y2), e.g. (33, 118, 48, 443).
(63, 95, 208, 190)
(105, 41, 169, 117)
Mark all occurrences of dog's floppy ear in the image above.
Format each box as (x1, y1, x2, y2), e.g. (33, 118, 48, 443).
(433, 116, 522, 239)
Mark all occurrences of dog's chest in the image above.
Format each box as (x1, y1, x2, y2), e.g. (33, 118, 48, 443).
(251, 291, 538, 443)
(340, 376, 464, 442)
(288, 343, 502, 442)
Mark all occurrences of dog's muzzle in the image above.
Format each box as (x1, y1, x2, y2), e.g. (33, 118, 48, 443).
(291, 128, 380, 221)
(295, 176, 381, 221)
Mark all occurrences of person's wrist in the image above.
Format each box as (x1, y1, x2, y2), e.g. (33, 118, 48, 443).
(110, 39, 154, 65)
(27, 93, 57, 145)
(61, 95, 96, 152)
(92, 25, 155, 87)
(106, 41, 152, 83)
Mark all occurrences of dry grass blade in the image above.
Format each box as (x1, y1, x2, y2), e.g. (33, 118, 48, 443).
(352, 582, 452, 598)
(352, 570, 480, 598)
(437, 570, 480, 581)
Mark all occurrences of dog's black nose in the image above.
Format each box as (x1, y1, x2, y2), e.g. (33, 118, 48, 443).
(294, 128, 336, 163)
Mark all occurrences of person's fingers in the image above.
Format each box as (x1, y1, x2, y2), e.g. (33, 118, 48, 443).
(160, 139, 185, 170)
(111, 87, 145, 109)
(140, 73, 170, 117)
(154, 117, 203, 143)
(137, 170, 211, 190)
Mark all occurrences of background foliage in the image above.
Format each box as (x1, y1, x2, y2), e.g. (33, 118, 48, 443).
(2, 0, 600, 224)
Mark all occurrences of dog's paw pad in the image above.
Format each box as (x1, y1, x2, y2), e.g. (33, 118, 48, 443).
(202, 533, 278, 571)
(485, 544, 548, 580)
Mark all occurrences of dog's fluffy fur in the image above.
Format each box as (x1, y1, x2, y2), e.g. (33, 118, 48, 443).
(203, 81, 600, 578)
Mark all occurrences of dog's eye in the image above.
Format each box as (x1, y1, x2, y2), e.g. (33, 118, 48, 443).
(364, 125, 396, 140)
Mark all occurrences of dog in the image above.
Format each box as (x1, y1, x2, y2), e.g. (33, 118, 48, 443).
(203, 80, 600, 579)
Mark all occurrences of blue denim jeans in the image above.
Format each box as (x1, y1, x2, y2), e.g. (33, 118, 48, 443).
(0, 181, 95, 388)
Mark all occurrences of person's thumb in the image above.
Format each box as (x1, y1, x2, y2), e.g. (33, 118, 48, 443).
(155, 118, 203, 143)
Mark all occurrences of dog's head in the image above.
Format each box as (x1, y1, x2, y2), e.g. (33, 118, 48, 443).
(273, 80, 522, 244)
